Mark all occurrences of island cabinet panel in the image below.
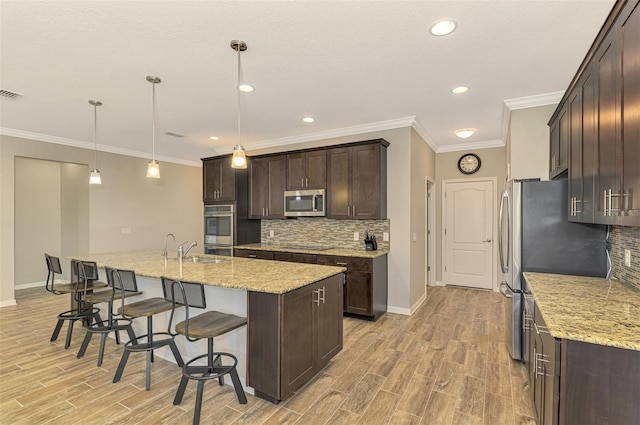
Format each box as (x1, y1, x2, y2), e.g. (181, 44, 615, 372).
(286, 150, 326, 190)
(247, 273, 344, 403)
(273, 252, 317, 264)
(248, 155, 286, 219)
(203, 156, 236, 203)
(326, 140, 388, 220)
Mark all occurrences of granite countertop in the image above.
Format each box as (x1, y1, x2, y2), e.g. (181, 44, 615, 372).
(524, 272, 640, 351)
(69, 251, 345, 294)
(235, 243, 389, 259)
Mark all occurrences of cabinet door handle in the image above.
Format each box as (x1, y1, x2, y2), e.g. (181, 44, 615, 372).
(533, 322, 549, 335)
(266, 207, 269, 216)
(262, 207, 265, 217)
(320, 286, 325, 304)
(301, 178, 304, 187)
(305, 178, 309, 188)
(347, 206, 351, 216)
(313, 289, 320, 306)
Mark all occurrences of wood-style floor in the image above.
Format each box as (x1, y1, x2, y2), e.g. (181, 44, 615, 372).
(0, 286, 536, 425)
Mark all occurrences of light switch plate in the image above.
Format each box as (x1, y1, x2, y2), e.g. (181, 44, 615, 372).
(121, 227, 131, 235)
(353, 232, 359, 241)
(269, 230, 274, 237)
(383, 232, 389, 242)
(624, 249, 631, 267)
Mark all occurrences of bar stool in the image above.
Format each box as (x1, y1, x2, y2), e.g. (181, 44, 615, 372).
(112, 276, 185, 390)
(77, 267, 142, 366)
(168, 278, 247, 425)
(45, 255, 104, 349)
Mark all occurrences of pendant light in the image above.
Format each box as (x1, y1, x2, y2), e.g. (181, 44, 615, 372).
(88, 100, 102, 185)
(231, 40, 249, 169)
(146, 75, 161, 178)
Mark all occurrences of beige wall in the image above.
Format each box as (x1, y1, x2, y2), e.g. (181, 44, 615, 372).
(60, 162, 90, 278)
(15, 158, 63, 285)
(409, 129, 436, 308)
(435, 146, 507, 284)
(509, 104, 557, 181)
(247, 126, 436, 313)
(0, 134, 202, 305)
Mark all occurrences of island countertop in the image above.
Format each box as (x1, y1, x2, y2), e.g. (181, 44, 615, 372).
(69, 251, 346, 294)
(234, 243, 389, 259)
(523, 272, 640, 351)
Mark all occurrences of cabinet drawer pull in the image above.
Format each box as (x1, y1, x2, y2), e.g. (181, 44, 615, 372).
(248, 255, 257, 258)
(534, 322, 549, 335)
(336, 262, 348, 266)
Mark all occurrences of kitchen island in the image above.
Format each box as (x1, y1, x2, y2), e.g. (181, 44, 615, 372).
(523, 272, 640, 425)
(70, 251, 346, 403)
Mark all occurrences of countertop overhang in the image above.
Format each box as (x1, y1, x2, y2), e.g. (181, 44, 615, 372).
(234, 243, 389, 258)
(524, 272, 640, 351)
(69, 251, 346, 294)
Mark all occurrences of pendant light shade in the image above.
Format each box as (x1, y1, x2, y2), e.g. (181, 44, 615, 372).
(232, 145, 247, 169)
(88, 100, 102, 185)
(230, 40, 249, 169)
(146, 75, 161, 178)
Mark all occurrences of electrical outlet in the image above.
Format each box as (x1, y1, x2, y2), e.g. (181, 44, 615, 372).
(624, 249, 631, 267)
(412, 232, 417, 242)
(121, 227, 131, 235)
(269, 230, 274, 237)
(383, 232, 389, 242)
(353, 232, 359, 241)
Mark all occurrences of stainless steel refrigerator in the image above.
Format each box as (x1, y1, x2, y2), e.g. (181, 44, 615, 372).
(498, 179, 608, 361)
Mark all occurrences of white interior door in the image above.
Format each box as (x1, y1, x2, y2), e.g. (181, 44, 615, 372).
(443, 180, 494, 289)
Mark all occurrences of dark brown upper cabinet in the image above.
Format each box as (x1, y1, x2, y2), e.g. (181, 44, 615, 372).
(326, 140, 388, 220)
(286, 150, 326, 190)
(550, 0, 639, 226)
(248, 155, 287, 219)
(203, 156, 236, 203)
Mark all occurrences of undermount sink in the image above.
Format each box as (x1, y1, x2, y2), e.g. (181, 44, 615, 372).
(182, 256, 226, 264)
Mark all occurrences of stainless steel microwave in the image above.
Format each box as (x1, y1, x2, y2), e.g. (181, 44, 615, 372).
(284, 189, 326, 217)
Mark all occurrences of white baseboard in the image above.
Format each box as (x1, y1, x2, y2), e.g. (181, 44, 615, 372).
(387, 291, 428, 316)
(434, 280, 446, 287)
(15, 279, 69, 290)
(0, 299, 17, 308)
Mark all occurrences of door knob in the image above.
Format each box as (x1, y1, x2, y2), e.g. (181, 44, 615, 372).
(483, 239, 492, 242)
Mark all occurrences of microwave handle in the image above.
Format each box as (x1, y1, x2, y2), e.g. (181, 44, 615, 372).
(313, 194, 319, 212)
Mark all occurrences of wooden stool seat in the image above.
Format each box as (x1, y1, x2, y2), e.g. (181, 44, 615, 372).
(175, 311, 246, 340)
(86, 289, 141, 304)
(120, 297, 174, 317)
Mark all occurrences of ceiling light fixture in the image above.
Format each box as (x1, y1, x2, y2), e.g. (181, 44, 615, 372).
(455, 128, 476, 139)
(209, 136, 220, 141)
(430, 19, 457, 36)
(451, 86, 469, 94)
(146, 75, 161, 178)
(302, 117, 315, 123)
(88, 100, 102, 185)
(231, 40, 250, 169)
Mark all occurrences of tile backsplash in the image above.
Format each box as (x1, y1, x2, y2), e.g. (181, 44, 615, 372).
(261, 218, 390, 251)
(609, 226, 640, 289)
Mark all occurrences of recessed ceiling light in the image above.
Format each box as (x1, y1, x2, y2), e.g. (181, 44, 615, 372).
(430, 19, 457, 36)
(451, 86, 469, 94)
(238, 84, 254, 93)
(302, 117, 315, 123)
(455, 128, 476, 139)
(209, 136, 219, 141)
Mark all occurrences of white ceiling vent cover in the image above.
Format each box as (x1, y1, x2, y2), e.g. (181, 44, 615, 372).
(0, 89, 23, 100)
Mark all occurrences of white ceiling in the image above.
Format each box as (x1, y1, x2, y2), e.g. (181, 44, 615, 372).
(0, 0, 615, 166)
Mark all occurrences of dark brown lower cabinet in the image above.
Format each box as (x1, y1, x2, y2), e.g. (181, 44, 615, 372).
(316, 254, 387, 320)
(246, 273, 343, 403)
(273, 252, 317, 264)
(530, 302, 640, 425)
(234, 249, 274, 260)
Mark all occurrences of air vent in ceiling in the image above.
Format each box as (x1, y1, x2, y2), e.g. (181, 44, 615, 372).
(164, 131, 185, 138)
(0, 89, 23, 100)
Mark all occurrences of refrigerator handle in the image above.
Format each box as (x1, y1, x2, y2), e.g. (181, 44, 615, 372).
(499, 190, 510, 273)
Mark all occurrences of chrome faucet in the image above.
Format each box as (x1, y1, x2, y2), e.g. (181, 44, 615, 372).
(178, 241, 198, 259)
(163, 233, 176, 260)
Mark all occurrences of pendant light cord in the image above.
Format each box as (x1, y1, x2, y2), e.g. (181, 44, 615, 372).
(152, 80, 156, 161)
(93, 103, 98, 168)
(237, 45, 241, 147)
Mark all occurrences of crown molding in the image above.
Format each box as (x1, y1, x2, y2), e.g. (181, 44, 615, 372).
(0, 127, 201, 167)
(410, 118, 440, 152)
(436, 139, 504, 153)
(235, 116, 417, 153)
(503, 91, 564, 110)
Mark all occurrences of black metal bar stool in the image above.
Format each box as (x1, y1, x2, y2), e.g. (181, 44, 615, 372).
(77, 267, 142, 366)
(167, 278, 247, 425)
(46, 255, 105, 349)
(112, 276, 184, 390)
